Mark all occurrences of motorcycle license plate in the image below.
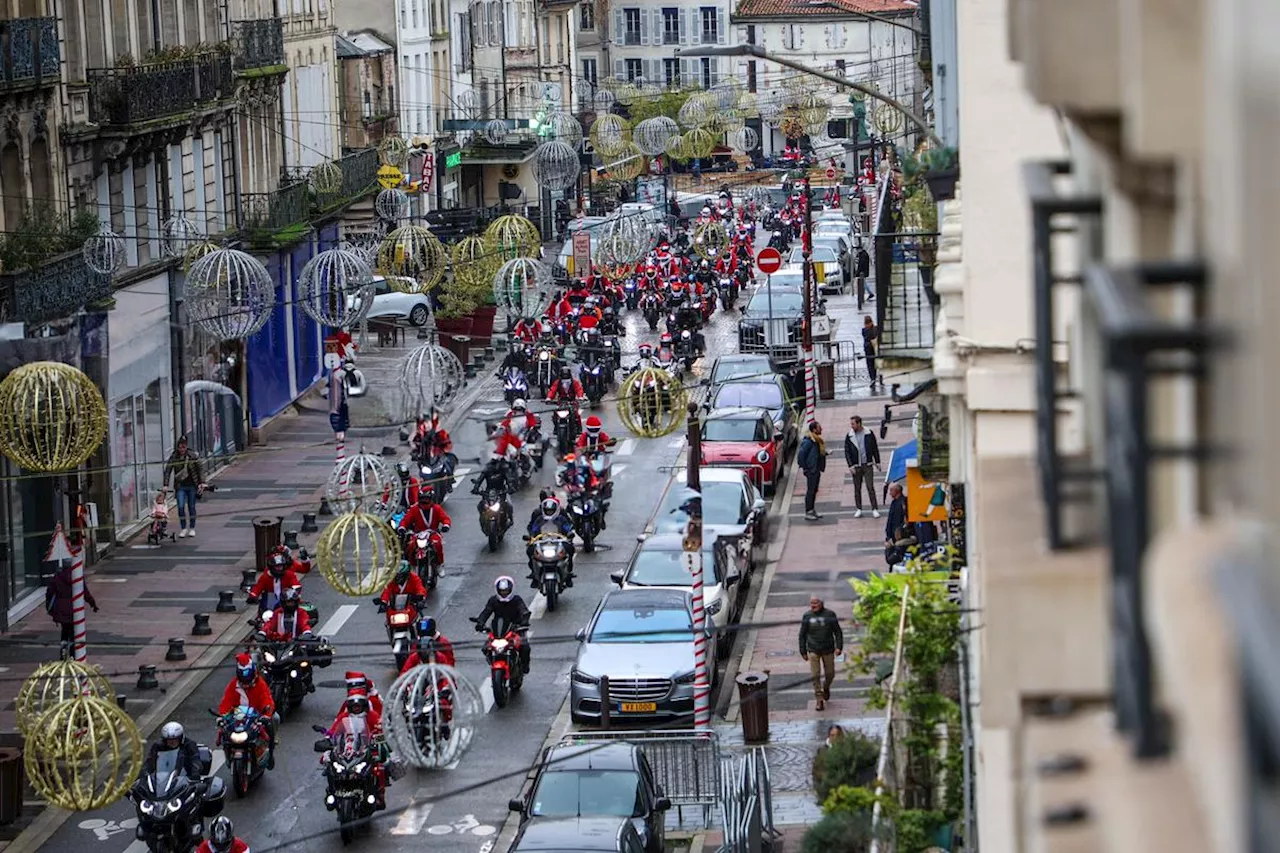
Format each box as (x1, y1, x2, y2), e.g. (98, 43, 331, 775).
(231, 750, 245, 758)
(619, 702, 657, 713)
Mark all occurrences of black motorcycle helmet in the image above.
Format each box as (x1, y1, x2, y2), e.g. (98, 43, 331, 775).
(209, 817, 235, 853)
(281, 587, 301, 613)
(418, 489, 435, 507)
(396, 461, 411, 482)
(559, 366, 572, 380)
(268, 551, 289, 578)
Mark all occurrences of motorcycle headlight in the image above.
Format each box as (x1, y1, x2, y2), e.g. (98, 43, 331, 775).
(491, 639, 510, 651)
(488, 502, 502, 511)
(556, 410, 569, 417)
(168, 797, 183, 813)
(263, 652, 276, 664)
(289, 669, 299, 678)
(572, 506, 584, 514)
(539, 352, 550, 361)
(300, 660, 310, 668)
(352, 762, 368, 774)
(538, 544, 560, 559)
(139, 800, 156, 815)
(230, 731, 249, 744)
(331, 762, 346, 773)
(389, 613, 411, 626)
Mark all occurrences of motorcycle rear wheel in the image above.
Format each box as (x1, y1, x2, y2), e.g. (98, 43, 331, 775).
(545, 583, 559, 612)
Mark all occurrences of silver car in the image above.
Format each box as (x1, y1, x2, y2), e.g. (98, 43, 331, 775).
(611, 533, 743, 645)
(570, 588, 718, 726)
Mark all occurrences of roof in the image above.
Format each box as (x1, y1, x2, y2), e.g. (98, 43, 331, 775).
(601, 587, 691, 611)
(544, 742, 642, 772)
(512, 817, 631, 852)
(735, 0, 917, 19)
(337, 30, 395, 58)
(636, 532, 721, 553)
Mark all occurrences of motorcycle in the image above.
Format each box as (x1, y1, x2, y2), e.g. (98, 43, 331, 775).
(375, 592, 424, 670)
(420, 447, 458, 503)
(550, 404, 581, 459)
(566, 489, 603, 553)
(640, 292, 662, 331)
(675, 330, 702, 370)
(407, 529, 442, 591)
(128, 746, 226, 853)
(468, 618, 528, 709)
(532, 346, 560, 397)
(501, 366, 529, 405)
(211, 706, 271, 798)
(623, 279, 639, 310)
(476, 486, 513, 552)
(313, 721, 382, 845)
(717, 277, 736, 310)
(407, 653, 454, 755)
(251, 617, 330, 714)
(526, 534, 573, 612)
(580, 362, 608, 407)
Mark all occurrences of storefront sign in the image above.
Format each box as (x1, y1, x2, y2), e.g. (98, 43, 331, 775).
(905, 464, 949, 524)
(421, 152, 435, 191)
(445, 151, 462, 169)
(572, 231, 592, 273)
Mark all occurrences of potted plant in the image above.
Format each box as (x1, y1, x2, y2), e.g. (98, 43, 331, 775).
(921, 147, 959, 201)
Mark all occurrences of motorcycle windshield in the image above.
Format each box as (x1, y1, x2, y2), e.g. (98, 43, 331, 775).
(146, 749, 187, 800)
(391, 593, 410, 610)
(334, 719, 371, 760)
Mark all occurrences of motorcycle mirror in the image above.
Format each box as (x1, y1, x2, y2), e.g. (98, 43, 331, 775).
(312, 724, 328, 734)
(313, 739, 332, 753)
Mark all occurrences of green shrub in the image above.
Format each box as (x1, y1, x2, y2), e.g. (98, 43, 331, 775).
(813, 730, 880, 804)
(801, 811, 876, 853)
(893, 808, 949, 853)
(822, 784, 897, 818)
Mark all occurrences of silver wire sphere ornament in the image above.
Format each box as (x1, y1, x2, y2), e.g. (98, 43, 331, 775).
(82, 223, 126, 274)
(492, 257, 553, 318)
(600, 214, 651, 264)
(298, 248, 375, 328)
(531, 141, 581, 192)
(161, 214, 202, 259)
(729, 126, 760, 153)
(546, 111, 584, 149)
(677, 94, 715, 130)
(385, 664, 483, 770)
(635, 116, 679, 157)
(397, 343, 465, 418)
(184, 248, 276, 339)
(484, 119, 508, 145)
(375, 188, 411, 223)
(592, 87, 616, 111)
(310, 160, 343, 194)
(326, 447, 392, 514)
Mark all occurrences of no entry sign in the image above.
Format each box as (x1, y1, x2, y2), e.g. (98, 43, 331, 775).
(756, 247, 783, 275)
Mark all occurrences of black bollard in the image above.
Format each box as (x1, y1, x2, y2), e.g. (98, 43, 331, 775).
(240, 569, 257, 591)
(283, 529, 300, 550)
(216, 591, 236, 613)
(318, 497, 333, 516)
(381, 446, 397, 457)
(137, 665, 158, 690)
(301, 512, 319, 533)
(192, 613, 212, 636)
(165, 638, 186, 661)
(116, 693, 127, 710)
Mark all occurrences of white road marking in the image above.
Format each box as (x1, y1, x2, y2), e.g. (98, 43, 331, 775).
(611, 464, 629, 479)
(616, 439, 636, 456)
(529, 592, 548, 621)
(316, 604, 358, 637)
(452, 467, 472, 484)
(668, 436, 685, 448)
(209, 752, 226, 776)
(391, 799, 434, 835)
(126, 842, 148, 853)
(480, 678, 496, 713)
(95, 577, 129, 583)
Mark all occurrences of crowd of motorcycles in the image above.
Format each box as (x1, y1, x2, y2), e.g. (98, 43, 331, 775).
(122, 188, 786, 851)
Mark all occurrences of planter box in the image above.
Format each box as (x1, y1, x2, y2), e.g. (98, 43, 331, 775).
(925, 167, 960, 201)
(469, 305, 498, 343)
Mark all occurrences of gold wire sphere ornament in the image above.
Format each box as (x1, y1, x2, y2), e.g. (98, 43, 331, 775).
(799, 92, 830, 128)
(377, 225, 447, 290)
(492, 257, 553, 318)
(589, 114, 632, 158)
(24, 696, 143, 812)
(0, 362, 108, 472)
(450, 235, 498, 290)
(693, 220, 729, 261)
(616, 367, 689, 439)
(82, 223, 126, 275)
(185, 248, 277, 340)
(677, 94, 716, 130)
(15, 660, 115, 739)
(484, 215, 542, 262)
(779, 114, 806, 141)
(377, 136, 412, 168)
(310, 160, 344, 194)
(684, 126, 718, 159)
(613, 80, 639, 107)
(298, 248, 375, 329)
(665, 134, 691, 163)
(384, 664, 484, 770)
(314, 510, 401, 597)
(605, 141, 646, 182)
(326, 448, 392, 514)
(385, 275, 432, 296)
(183, 239, 219, 272)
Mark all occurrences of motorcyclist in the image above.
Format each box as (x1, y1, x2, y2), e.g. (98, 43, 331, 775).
(511, 316, 543, 343)
(398, 489, 453, 535)
(217, 654, 277, 768)
(576, 297, 603, 331)
(547, 291, 574, 321)
(377, 560, 428, 608)
(633, 342, 656, 369)
(566, 278, 591, 305)
(558, 452, 602, 494)
(578, 327, 611, 373)
(259, 588, 313, 642)
(144, 721, 204, 779)
(197, 816, 250, 853)
(499, 342, 534, 374)
(575, 415, 614, 452)
(501, 398, 539, 440)
(246, 551, 300, 612)
(381, 461, 421, 511)
(412, 410, 453, 460)
(325, 689, 389, 809)
(696, 259, 716, 290)
(472, 452, 516, 497)
(473, 576, 532, 673)
(546, 366, 584, 403)
(526, 495, 577, 582)
(401, 617, 457, 669)
(344, 671, 385, 716)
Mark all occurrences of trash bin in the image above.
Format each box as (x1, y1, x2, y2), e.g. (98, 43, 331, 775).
(452, 335, 473, 368)
(253, 517, 281, 571)
(817, 361, 836, 400)
(0, 747, 23, 824)
(737, 671, 770, 744)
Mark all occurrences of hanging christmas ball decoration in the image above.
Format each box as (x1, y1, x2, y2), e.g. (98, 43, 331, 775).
(160, 214, 202, 259)
(589, 114, 631, 158)
(616, 367, 689, 438)
(376, 225, 447, 290)
(743, 185, 771, 208)
(712, 80, 744, 112)
(310, 160, 344, 194)
(760, 102, 783, 130)
(613, 80, 639, 108)
(340, 231, 382, 270)
(82, 223, 125, 275)
(800, 92, 830, 128)
(677, 94, 715, 130)
(183, 239, 219, 272)
(325, 448, 392, 514)
(729, 126, 760, 153)
(492, 257, 553, 318)
(375, 188, 411, 223)
(0, 362, 107, 472)
(377, 135, 411, 168)
(450, 234, 498, 290)
(484, 119, 508, 145)
(185, 248, 276, 339)
(593, 87, 616, 111)
(15, 660, 114, 739)
(693, 219, 729, 260)
(298, 248, 375, 329)
(25, 696, 142, 812)
(531, 140, 581, 192)
(547, 111, 584, 149)
(779, 114, 806, 140)
(635, 116, 679, 157)
(572, 77, 596, 103)
(665, 134, 691, 163)
(457, 88, 480, 114)
(385, 664, 484, 770)
(484, 215, 541, 261)
(397, 343, 465, 418)
(600, 261, 634, 283)
(314, 510, 401, 597)
(598, 231, 643, 267)
(604, 141, 646, 182)
(684, 126, 718, 159)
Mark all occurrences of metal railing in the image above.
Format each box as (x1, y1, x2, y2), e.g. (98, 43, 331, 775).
(231, 18, 285, 71)
(718, 747, 781, 853)
(242, 180, 311, 237)
(0, 16, 59, 89)
(314, 147, 380, 213)
(0, 250, 110, 326)
(876, 232, 937, 356)
(813, 339, 866, 394)
(868, 586, 910, 853)
(88, 53, 233, 125)
(1084, 261, 1223, 759)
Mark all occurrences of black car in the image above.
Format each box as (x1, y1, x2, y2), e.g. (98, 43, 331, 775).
(508, 817, 647, 853)
(509, 742, 671, 853)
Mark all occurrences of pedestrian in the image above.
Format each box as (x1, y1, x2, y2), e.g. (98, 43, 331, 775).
(883, 482, 913, 566)
(799, 596, 843, 711)
(855, 245, 873, 302)
(812, 724, 846, 791)
(797, 420, 827, 521)
(862, 316, 881, 387)
(843, 415, 881, 518)
(46, 561, 97, 646)
(163, 435, 206, 538)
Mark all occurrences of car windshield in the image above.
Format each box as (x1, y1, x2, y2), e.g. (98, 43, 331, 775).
(746, 290, 804, 313)
(762, 271, 804, 288)
(659, 480, 746, 529)
(530, 770, 644, 818)
(590, 605, 690, 643)
(712, 359, 770, 384)
(787, 247, 837, 264)
(715, 383, 783, 410)
(629, 545, 722, 585)
(813, 239, 844, 254)
(816, 223, 852, 237)
(703, 417, 769, 442)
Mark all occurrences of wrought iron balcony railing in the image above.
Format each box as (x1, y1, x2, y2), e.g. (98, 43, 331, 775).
(0, 250, 110, 326)
(0, 17, 59, 90)
(231, 18, 285, 72)
(88, 52, 234, 126)
(872, 230, 937, 358)
(242, 180, 310, 240)
(1025, 160, 1105, 550)
(314, 147, 380, 213)
(1084, 260, 1224, 759)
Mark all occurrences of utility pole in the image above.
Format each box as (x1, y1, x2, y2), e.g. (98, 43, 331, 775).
(800, 177, 816, 424)
(684, 403, 710, 731)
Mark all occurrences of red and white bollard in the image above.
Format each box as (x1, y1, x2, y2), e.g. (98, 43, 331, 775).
(803, 349, 817, 425)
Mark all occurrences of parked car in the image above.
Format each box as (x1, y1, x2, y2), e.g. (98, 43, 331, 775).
(650, 469, 767, 567)
(702, 354, 776, 398)
(707, 378, 800, 458)
(754, 267, 805, 290)
(509, 743, 670, 853)
(699, 406, 785, 495)
(786, 245, 845, 294)
(812, 235, 853, 288)
(814, 217, 858, 245)
(361, 275, 433, 326)
(570, 588, 718, 726)
(507, 818, 648, 853)
(737, 285, 803, 356)
(612, 532, 744, 644)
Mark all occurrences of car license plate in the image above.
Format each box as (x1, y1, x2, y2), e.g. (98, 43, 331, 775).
(619, 702, 657, 713)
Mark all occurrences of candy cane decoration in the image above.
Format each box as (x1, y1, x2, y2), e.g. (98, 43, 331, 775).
(70, 543, 87, 661)
(804, 351, 817, 425)
(687, 534, 711, 732)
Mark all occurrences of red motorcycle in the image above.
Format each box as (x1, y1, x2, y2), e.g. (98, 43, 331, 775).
(377, 592, 424, 670)
(408, 529, 443, 591)
(468, 618, 527, 708)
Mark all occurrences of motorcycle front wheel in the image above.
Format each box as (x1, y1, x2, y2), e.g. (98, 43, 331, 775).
(491, 669, 510, 708)
(233, 759, 250, 798)
(488, 529, 501, 552)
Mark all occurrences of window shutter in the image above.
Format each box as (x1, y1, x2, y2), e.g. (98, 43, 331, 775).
(680, 57, 691, 86)
(679, 9, 688, 45)
(717, 8, 726, 44)
(709, 58, 719, 87)
(823, 25, 831, 49)
(614, 9, 625, 46)
(615, 58, 625, 80)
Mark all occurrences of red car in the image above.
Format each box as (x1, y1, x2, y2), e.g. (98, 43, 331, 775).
(699, 407, 783, 495)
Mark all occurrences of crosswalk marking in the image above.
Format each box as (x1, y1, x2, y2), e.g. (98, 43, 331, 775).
(529, 592, 548, 621)
(316, 604, 358, 637)
(616, 439, 636, 456)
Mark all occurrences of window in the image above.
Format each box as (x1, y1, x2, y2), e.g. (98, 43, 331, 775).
(662, 8, 679, 44)
(700, 7, 717, 44)
(700, 56, 712, 88)
(747, 60, 757, 92)
(663, 57, 679, 87)
(834, 58, 846, 92)
(411, 0, 419, 27)
(582, 57, 597, 85)
(625, 57, 642, 82)
(580, 1, 594, 29)
(782, 24, 797, 50)
(623, 8, 641, 45)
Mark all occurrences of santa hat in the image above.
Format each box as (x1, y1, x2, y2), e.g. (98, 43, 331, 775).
(345, 671, 373, 690)
(237, 653, 253, 667)
(346, 686, 369, 699)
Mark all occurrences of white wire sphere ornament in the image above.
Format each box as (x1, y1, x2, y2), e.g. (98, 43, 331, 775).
(82, 223, 125, 274)
(730, 126, 760, 153)
(385, 664, 483, 770)
(326, 448, 392, 514)
(712, 80, 744, 112)
(677, 94, 715, 130)
(484, 119, 508, 145)
(160, 214, 202, 259)
(546, 111, 584, 149)
(184, 248, 276, 339)
(593, 87, 617, 111)
(310, 160, 343, 194)
(635, 116, 679, 157)
(531, 141, 581, 192)
(397, 343, 465, 416)
(492, 257, 553, 318)
(375, 188, 411, 223)
(457, 89, 480, 115)
(298, 248, 375, 328)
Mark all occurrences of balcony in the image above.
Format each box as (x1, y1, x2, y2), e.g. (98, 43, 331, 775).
(0, 17, 59, 90)
(87, 52, 234, 127)
(241, 180, 311, 248)
(314, 147, 379, 214)
(231, 18, 286, 74)
(0, 251, 110, 326)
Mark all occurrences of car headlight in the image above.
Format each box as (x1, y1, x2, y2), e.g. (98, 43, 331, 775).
(707, 600, 723, 616)
(674, 671, 696, 685)
(571, 670, 600, 685)
(230, 732, 249, 744)
(263, 652, 276, 664)
(756, 449, 771, 463)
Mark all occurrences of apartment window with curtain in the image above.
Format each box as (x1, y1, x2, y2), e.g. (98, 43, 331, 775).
(625, 58, 642, 81)
(662, 8, 679, 44)
(580, 1, 594, 30)
(623, 8, 641, 45)
(582, 57, 597, 85)
(700, 7, 717, 44)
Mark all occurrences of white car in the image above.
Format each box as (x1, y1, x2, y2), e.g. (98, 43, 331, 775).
(787, 245, 845, 294)
(648, 467, 767, 572)
(815, 218, 858, 245)
(359, 276, 433, 326)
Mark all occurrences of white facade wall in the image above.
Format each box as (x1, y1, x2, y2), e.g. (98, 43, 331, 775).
(608, 2, 730, 89)
(282, 5, 340, 167)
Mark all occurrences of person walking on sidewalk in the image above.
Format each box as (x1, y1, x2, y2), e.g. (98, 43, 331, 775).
(862, 316, 882, 388)
(843, 415, 881, 518)
(47, 562, 97, 646)
(797, 421, 828, 521)
(163, 436, 206, 538)
(799, 596, 843, 711)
